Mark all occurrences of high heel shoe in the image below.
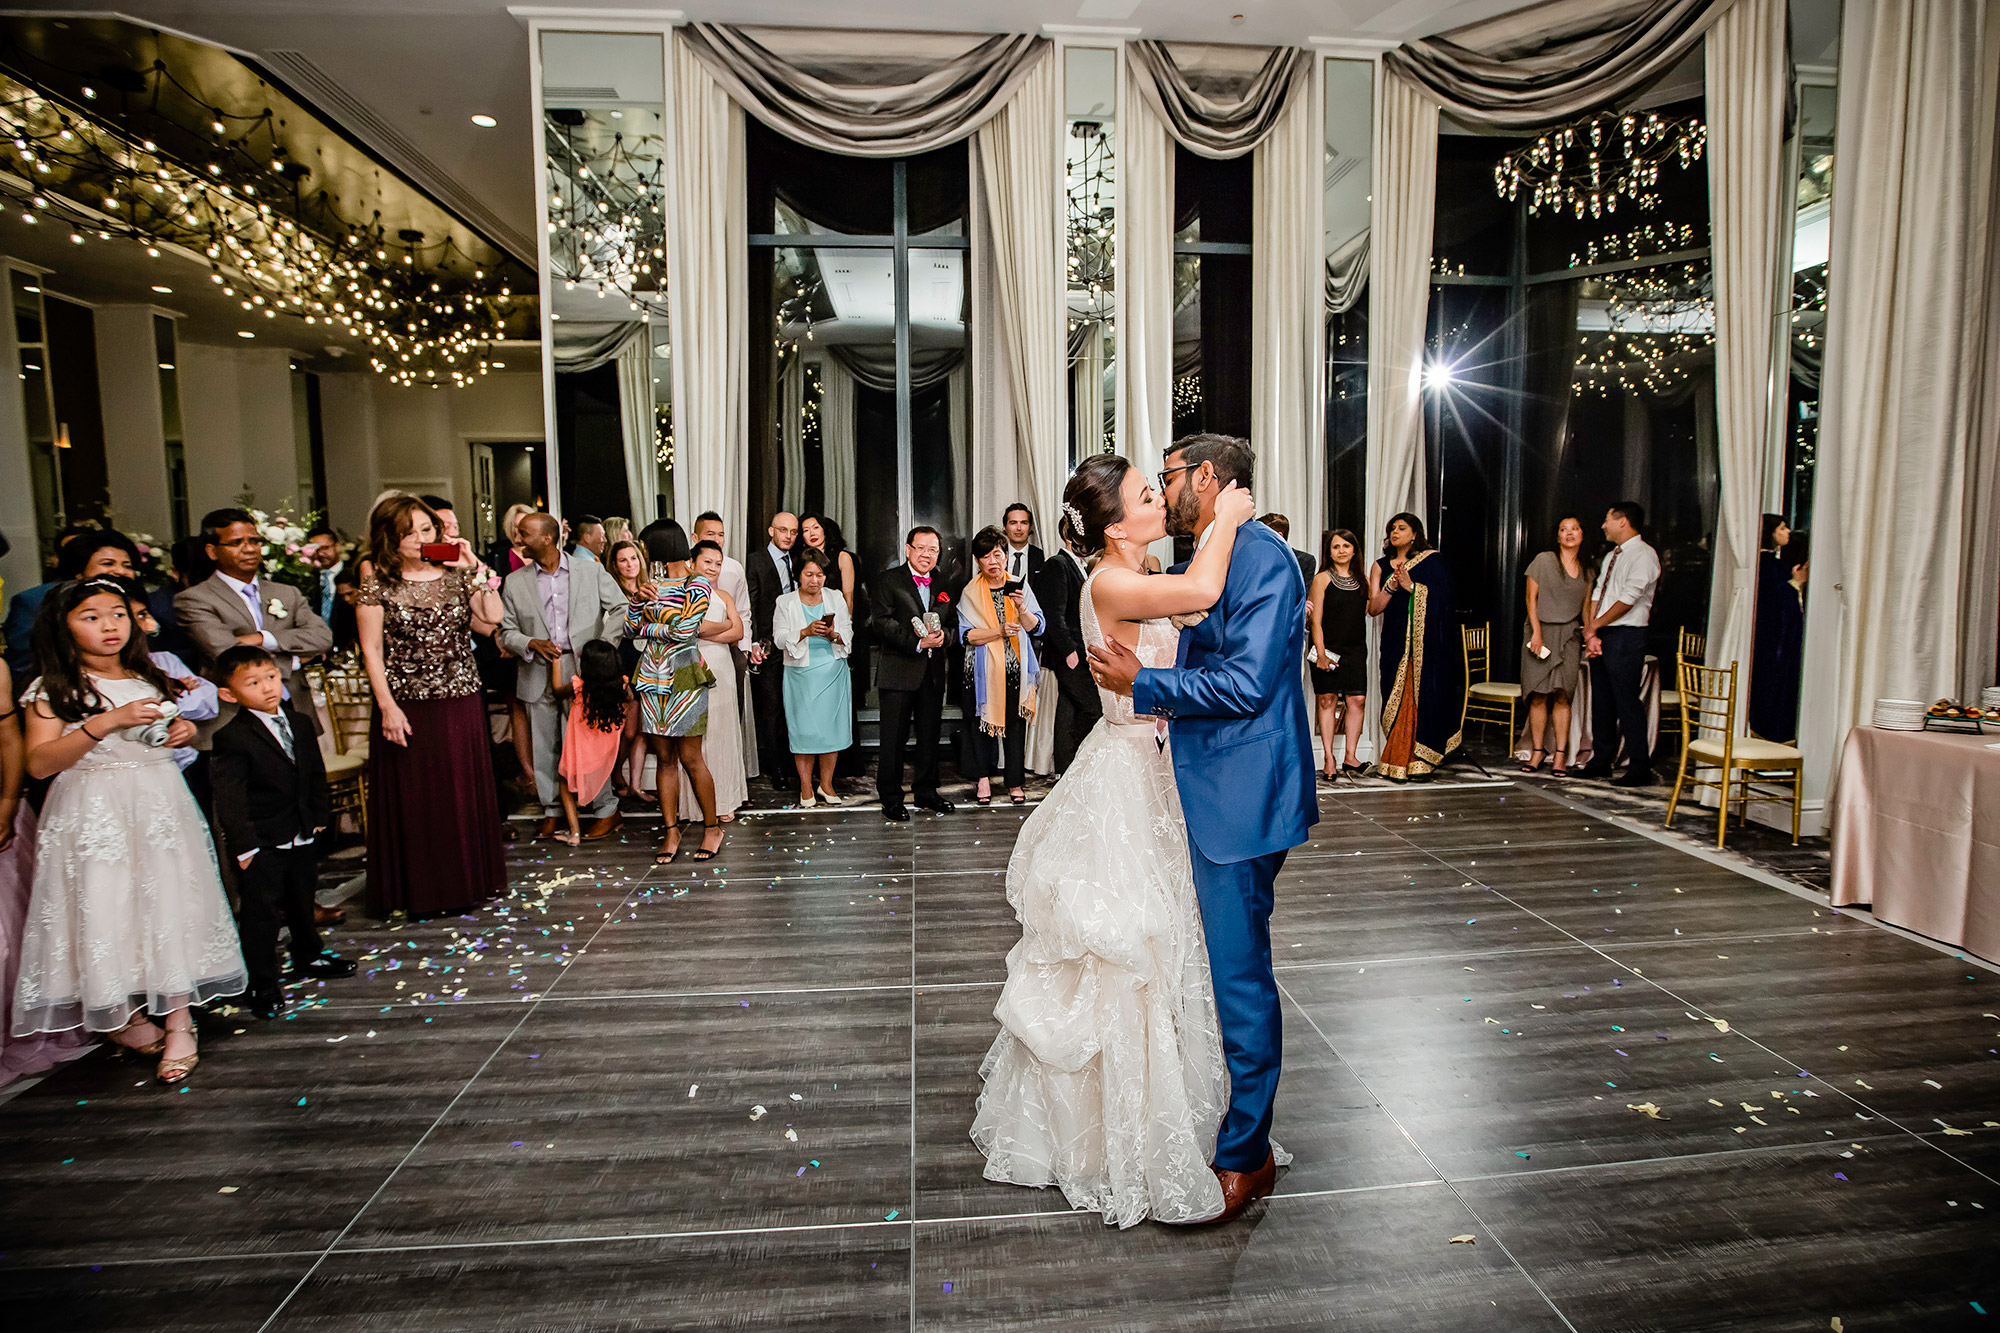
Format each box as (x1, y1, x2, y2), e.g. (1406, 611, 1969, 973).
(690, 820, 725, 862)
(655, 822, 683, 864)
(108, 1018, 165, 1057)
(157, 1023, 199, 1085)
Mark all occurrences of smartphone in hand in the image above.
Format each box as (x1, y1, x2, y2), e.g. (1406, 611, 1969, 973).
(420, 542, 460, 564)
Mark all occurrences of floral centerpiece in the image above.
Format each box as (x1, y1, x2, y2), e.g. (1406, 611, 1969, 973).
(124, 530, 171, 586)
(236, 494, 329, 598)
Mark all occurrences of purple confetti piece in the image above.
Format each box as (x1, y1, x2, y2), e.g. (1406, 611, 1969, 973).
(1615, 1050, 1629, 1057)
(1834, 1172, 1848, 1181)
(943, 1282, 954, 1293)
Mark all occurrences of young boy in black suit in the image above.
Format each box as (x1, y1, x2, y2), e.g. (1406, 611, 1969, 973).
(210, 645, 355, 1018)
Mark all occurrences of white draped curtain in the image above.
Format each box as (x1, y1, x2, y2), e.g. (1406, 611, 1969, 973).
(1250, 69, 1324, 545)
(820, 355, 857, 534)
(779, 353, 806, 515)
(1799, 0, 2000, 810)
(1703, 0, 1788, 728)
(973, 48, 1065, 545)
(615, 331, 660, 523)
(1118, 84, 1176, 493)
(668, 35, 749, 560)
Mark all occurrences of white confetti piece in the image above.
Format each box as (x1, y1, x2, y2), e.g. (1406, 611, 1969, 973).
(217, 1186, 239, 1194)
(688, 1084, 699, 1098)
(1626, 1102, 1668, 1120)
(789, 1093, 803, 1101)
(784, 1128, 799, 1141)
(1922, 1079, 1942, 1089)
(1449, 1234, 1476, 1245)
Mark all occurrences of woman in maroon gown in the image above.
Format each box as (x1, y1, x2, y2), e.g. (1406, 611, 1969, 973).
(357, 496, 508, 918)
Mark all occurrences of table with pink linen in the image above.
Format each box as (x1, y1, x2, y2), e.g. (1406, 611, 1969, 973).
(1830, 726, 2000, 962)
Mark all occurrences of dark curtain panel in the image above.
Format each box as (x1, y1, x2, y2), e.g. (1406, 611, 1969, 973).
(1174, 146, 1254, 439)
(854, 385, 901, 579)
(552, 365, 635, 523)
(1325, 302, 1369, 539)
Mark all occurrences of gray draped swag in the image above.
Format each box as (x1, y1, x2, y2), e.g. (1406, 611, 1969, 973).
(551, 321, 642, 372)
(1384, 0, 1726, 131)
(1126, 40, 1309, 159)
(1325, 228, 1370, 317)
(678, 22, 1046, 156)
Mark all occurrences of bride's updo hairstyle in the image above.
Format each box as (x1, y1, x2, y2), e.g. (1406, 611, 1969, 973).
(1058, 454, 1131, 556)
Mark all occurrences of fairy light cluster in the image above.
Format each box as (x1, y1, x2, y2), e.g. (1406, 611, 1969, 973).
(1495, 109, 1707, 219)
(1572, 265, 1715, 397)
(0, 72, 518, 388)
(1569, 219, 1701, 269)
(544, 110, 666, 318)
(1066, 119, 1114, 332)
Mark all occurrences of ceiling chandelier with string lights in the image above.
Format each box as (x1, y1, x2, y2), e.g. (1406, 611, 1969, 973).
(1494, 108, 1707, 219)
(0, 69, 524, 387)
(544, 109, 666, 319)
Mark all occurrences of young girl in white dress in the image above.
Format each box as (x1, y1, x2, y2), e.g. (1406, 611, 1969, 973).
(11, 578, 246, 1084)
(972, 455, 1264, 1228)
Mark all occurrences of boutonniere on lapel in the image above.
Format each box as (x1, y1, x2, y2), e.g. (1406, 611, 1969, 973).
(267, 596, 290, 620)
(934, 590, 951, 605)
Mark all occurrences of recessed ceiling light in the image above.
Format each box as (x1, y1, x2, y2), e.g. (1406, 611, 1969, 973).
(237, 330, 255, 338)
(151, 284, 172, 293)
(470, 114, 497, 128)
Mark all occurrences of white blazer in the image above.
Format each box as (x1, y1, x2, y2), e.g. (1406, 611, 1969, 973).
(772, 589, 853, 668)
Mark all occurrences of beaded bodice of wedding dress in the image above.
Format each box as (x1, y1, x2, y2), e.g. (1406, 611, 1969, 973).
(969, 569, 1231, 1227)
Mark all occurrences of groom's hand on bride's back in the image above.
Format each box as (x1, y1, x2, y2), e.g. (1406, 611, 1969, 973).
(1086, 638, 1139, 696)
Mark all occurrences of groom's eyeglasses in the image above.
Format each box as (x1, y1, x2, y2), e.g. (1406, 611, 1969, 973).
(1157, 463, 1195, 491)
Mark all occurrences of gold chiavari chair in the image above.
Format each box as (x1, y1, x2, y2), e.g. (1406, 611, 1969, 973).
(1664, 656, 1802, 847)
(311, 665, 372, 835)
(1461, 622, 1522, 743)
(1657, 627, 1706, 750)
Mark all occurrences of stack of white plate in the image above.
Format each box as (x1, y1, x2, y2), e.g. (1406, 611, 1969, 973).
(1872, 698, 1927, 731)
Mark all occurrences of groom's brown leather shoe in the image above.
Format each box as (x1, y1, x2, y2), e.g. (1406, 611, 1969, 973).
(1210, 1150, 1278, 1223)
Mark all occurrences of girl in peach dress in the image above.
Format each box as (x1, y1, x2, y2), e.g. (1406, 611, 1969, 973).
(555, 640, 629, 846)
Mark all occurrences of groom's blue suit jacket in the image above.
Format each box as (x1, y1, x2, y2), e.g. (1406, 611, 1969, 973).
(1132, 520, 1319, 865)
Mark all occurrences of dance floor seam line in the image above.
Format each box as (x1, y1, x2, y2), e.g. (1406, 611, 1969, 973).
(1274, 976, 1585, 1333)
(1270, 927, 1845, 974)
(1326, 791, 2000, 1193)
(249, 863, 662, 1332)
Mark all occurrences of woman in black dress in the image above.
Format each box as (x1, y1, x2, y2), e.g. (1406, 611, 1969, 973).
(1308, 527, 1369, 779)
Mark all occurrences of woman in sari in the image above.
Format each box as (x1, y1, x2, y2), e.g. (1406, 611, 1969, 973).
(1367, 512, 1464, 781)
(957, 525, 1043, 805)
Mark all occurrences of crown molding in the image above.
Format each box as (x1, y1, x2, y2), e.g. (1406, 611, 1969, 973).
(508, 6, 685, 24)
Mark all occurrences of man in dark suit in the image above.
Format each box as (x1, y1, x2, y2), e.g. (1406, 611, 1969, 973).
(1001, 503, 1044, 585)
(745, 511, 800, 789)
(867, 525, 957, 822)
(1261, 513, 1316, 588)
(1030, 533, 1100, 772)
(209, 645, 355, 1019)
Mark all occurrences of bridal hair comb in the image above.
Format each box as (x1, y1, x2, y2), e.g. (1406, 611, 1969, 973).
(1061, 501, 1087, 535)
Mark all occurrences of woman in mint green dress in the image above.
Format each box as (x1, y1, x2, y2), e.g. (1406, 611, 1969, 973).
(773, 549, 853, 807)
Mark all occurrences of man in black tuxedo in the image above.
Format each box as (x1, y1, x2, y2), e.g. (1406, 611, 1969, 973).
(1030, 533, 1100, 772)
(867, 525, 957, 822)
(1261, 513, 1317, 589)
(1001, 503, 1044, 585)
(745, 511, 800, 789)
(208, 646, 355, 1019)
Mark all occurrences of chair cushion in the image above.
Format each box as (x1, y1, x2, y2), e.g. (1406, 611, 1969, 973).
(1468, 681, 1522, 700)
(1659, 689, 1682, 705)
(324, 751, 366, 779)
(1688, 736, 1801, 764)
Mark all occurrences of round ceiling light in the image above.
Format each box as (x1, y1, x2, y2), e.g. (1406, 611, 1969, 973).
(470, 114, 498, 128)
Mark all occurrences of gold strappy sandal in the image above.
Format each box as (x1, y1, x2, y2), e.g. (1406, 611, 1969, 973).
(156, 1021, 199, 1085)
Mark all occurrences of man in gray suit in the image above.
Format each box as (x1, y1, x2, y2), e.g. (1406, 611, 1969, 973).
(177, 507, 334, 745)
(499, 512, 629, 841)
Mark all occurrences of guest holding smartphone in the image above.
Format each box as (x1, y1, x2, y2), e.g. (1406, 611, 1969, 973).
(957, 525, 1043, 806)
(774, 549, 852, 807)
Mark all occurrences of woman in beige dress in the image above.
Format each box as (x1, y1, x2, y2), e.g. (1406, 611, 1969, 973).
(1520, 517, 1590, 776)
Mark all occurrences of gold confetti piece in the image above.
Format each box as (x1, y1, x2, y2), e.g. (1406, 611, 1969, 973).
(1789, 1108, 1802, 1115)
(1711, 1019, 1730, 1034)
(217, 1186, 239, 1194)
(1741, 1103, 1765, 1112)
(1940, 1125, 1972, 1136)
(1626, 1102, 1669, 1120)
(1709, 1099, 1726, 1107)
(1837, 1045, 1849, 1051)
(1449, 1234, 1476, 1244)
(1531, 1004, 1546, 1010)
(1749, 1116, 1768, 1126)
(1716, 955, 1729, 960)
(1985, 1122, 1999, 1128)
(1484, 1017, 1502, 1025)
(1832, 1318, 1844, 1332)
(1855, 1079, 1873, 1089)
(1733, 1126, 1747, 1133)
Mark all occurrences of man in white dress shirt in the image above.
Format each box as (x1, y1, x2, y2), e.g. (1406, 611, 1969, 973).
(1001, 504, 1043, 585)
(1578, 500, 1662, 786)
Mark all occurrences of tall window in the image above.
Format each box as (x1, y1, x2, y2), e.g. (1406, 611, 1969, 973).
(1427, 97, 1717, 664)
(1171, 146, 1253, 439)
(1066, 45, 1118, 466)
(747, 124, 969, 577)
(1323, 57, 1373, 541)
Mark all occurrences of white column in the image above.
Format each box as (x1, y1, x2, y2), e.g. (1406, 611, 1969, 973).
(93, 305, 174, 536)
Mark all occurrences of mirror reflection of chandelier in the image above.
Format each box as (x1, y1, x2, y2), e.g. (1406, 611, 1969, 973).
(1494, 109, 1707, 219)
(1066, 119, 1114, 328)
(544, 108, 667, 317)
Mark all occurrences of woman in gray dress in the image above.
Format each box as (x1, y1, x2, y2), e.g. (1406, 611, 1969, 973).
(1520, 517, 1591, 775)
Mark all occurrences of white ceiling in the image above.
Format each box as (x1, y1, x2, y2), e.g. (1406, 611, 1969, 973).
(5, 0, 1542, 265)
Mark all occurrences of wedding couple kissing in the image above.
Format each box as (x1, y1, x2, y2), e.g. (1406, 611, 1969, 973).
(970, 433, 1318, 1228)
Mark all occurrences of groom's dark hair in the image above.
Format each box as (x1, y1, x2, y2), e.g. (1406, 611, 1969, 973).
(1168, 433, 1255, 491)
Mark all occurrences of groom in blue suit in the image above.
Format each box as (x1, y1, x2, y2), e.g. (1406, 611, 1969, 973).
(1089, 434, 1319, 1222)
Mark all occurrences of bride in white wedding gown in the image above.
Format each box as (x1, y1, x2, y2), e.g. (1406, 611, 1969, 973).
(971, 456, 1265, 1228)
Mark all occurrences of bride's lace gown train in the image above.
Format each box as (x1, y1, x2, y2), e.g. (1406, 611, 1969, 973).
(971, 576, 1231, 1227)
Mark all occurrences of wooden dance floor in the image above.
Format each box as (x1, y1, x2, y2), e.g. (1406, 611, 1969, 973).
(2, 783, 1995, 1330)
